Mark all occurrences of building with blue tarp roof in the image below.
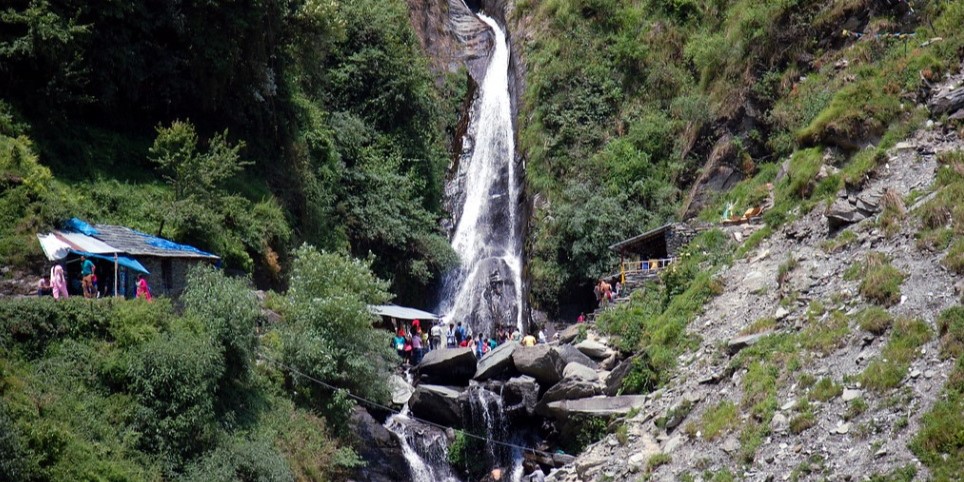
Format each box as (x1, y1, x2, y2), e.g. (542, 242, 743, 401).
(38, 218, 219, 298)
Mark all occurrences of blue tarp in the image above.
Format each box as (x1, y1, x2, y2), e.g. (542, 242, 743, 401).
(71, 251, 150, 274)
(64, 217, 99, 236)
(132, 229, 218, 258)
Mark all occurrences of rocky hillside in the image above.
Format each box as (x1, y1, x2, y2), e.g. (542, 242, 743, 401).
(542, 78, 964, 481)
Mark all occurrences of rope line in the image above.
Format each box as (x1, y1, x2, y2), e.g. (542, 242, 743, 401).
(256, 351, 564, 459)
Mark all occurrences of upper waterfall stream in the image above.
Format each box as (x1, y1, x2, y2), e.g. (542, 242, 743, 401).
(438, 13, 524, 339)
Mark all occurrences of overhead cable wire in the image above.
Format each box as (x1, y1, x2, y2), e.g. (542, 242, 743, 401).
(256, 351, 565, 459)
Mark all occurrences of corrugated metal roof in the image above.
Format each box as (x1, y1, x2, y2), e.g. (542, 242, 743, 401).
(37, 231, 120, 260)
(93, 224, 218, 259)
(608, 223, 672, 253)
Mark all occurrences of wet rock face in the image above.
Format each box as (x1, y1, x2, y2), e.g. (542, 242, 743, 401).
(409, 384, 466, 428)
(405, 0, 493, 81)
(417, 347, 478, 385)
(350, 408, 409, 482)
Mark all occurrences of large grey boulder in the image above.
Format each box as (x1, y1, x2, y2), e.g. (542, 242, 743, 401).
(417, 347, 477, 385)
(474, 341, 520, 380)
(562, 362, 598, 382)
(604, 355, 639, 396)
(575, 340, 613, 360)
(726, 331, 770, 356)
(557, 324, 583, 344)
(349, 407, 408, 482)
(513, 345, 566, 386)
(389, 374, 414, 406)
(503, 375, 540, 415)
(538, 377, 601, 410)
(408, 384, 465, 428)
(543, 395, 648, 420)
(556, 344, 598, 370)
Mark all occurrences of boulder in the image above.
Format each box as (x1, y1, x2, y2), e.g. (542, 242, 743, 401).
(544, 395, 648, 420)
(556, 344, 598, 370)
(503, 375, 540, 415)
(574, 339, 613, 360)
(389, 374, 414, 406)
(513, 345, 565, 386)
(826, 198, 868, 228)
(538, 377, 601, 410)
(349, 408, 409, 482)
(417, 347, 477, 385)
(604, 355, 639, 396)
(599, 353, 619, 371)
(474, 341, 520, 380)
(726, 331, 771, 356)
(557, 324, 583, 344)
(408, 385, 465, 428)
(562, 362, 598, 382)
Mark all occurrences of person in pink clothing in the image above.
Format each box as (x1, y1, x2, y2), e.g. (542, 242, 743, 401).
(50, 265, 69, 300)
(136, 274, 153, 301)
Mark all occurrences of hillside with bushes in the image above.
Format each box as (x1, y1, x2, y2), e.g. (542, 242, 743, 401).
(0, 0, 462, 301)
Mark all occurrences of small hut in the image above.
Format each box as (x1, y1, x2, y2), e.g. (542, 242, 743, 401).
(608, 223, 698, 283)
(37, 218, 219, 298)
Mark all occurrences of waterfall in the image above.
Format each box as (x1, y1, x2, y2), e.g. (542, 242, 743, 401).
(439, 12, 524, 340)
(385, 407, 462, 482)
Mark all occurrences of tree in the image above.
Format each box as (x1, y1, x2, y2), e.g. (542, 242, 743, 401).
(279, 245, 396, 433)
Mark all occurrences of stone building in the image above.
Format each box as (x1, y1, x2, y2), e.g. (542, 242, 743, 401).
(607, 223, 700, 283)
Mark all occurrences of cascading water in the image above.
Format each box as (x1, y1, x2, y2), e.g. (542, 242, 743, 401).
(438, 12, 524, 340)
(384, 406, 461, 482)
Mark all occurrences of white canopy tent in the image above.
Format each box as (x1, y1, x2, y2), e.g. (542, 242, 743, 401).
(369, 304, 440, 320)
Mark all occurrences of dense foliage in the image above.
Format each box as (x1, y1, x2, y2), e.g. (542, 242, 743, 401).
(0, 0, 459, 299)
(0, 249, 391, 480)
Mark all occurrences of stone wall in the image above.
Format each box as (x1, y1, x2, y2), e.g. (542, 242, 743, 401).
(666, 223, 701, 258)
(138, 257, 208, 298)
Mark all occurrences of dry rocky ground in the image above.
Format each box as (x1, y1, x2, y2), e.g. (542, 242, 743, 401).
(545, 105, 964, 481)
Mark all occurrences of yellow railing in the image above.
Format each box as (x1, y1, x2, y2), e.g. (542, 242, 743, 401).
(619, 257, 676, 284)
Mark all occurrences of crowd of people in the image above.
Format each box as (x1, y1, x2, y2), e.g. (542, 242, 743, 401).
(391, 318, 548, 365)
(593, 278, 621, 308)
(35, 255, 152, 301)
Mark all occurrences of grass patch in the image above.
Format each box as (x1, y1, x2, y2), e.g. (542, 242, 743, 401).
(695, 401, 739, 440)
(776, 254, 798, 288)
(937, 305, 964, 359)
(790, 410, 816, 435)
(857, 306, 894, 336)
(801, 308, 850, 355)
(741, 317, 776, 335)
(845, 397, 868, 420)
(944, 239, 964, 275)
(915, 227, 954, 252)
(849, 252, 905, 306)
(734, 226, 774, 259)
(877, 188, 907, 238)
(910, 357, 964, 482)
(821, 229, 857, 253)
(810, 377, 843, 402)
(646, 453, 672, 472)
(860, 317, 931, 392)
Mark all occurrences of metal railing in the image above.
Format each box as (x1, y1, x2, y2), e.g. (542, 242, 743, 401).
(620, 257, 676, 277)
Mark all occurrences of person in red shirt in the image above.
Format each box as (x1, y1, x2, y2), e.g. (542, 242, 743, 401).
(459, 335, 472, 348)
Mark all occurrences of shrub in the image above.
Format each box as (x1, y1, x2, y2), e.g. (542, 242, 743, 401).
(180, 438, 293, 482)
(0, 297, 113, 358)
(857, 307, 893, 336)
(125, 329, 224, 463)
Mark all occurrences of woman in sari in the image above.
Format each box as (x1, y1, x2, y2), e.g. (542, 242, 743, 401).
(50, 265, 69, 300)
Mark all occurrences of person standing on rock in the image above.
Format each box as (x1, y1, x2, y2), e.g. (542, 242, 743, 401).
(455, 321, 467, 345)
(393, 332, 406, 360)
(410, 328, 423, 364)
(577, 312, 586, 323)
(430, 321, 442, 350)
(446, 323, 457, 348)
(522, 332, 537, 347)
